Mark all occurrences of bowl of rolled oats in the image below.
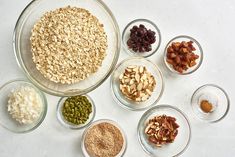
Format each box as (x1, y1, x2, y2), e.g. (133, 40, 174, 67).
(111, 57, 164, 111)
(13, 0, 120, 96)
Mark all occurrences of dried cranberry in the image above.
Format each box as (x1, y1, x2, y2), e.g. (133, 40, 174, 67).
(126, 24, 156, 53)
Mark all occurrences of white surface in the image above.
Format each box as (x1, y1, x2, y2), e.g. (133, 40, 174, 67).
(0, 0, 235, 156)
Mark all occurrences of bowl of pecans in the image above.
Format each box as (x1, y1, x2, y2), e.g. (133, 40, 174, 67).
(13, 0, 120, 96)
(137, 105, 191, 157)
(111, 57, 164, 111)
(164, 35, 203, 75)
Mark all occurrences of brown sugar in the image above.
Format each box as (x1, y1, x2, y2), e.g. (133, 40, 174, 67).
(84, 122, 124, 157)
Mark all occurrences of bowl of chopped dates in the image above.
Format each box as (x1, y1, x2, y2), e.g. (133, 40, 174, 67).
(164, 35, 203, 75)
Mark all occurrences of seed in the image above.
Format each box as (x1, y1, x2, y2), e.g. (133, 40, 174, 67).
(62, 95, 92, 125)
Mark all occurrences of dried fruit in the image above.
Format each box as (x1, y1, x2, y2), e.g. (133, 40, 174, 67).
(166, 40, 199, 73)
(127, 24, 156, 53)
(145, 115, 179, 147)
(119, 65, 156, 102)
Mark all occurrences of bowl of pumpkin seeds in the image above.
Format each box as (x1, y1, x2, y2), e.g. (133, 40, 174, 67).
(56, 95, 96, 129)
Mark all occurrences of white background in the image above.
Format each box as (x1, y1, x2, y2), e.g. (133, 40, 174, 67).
(0, 0, 235, 157)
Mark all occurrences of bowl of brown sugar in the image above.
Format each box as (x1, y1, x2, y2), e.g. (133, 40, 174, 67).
(81, 119, 127, 157)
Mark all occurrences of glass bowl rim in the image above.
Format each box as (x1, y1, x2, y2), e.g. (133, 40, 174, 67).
(0, 79, 48, 133)
(81, 119, 127, 157)
(190, 83, 230, 123)
(110, 57, 165, 111)
(56, 94, 96, 130)
(122, 18, 162, 58)
(163, 35, 203, 75)
(13, 0, 121, 97)
(137, 104, 192, 157)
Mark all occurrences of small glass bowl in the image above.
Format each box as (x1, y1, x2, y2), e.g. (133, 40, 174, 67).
(191, 84, 230, 123)
(0, 79, 47, 133)
(138, 105, 191, 157)
(122, 19, 161, 58)
(111, 57, 164, 111)
(81, 119, 127, 157)
(56, 94, 96, 129)
(164, 35, 203, 75)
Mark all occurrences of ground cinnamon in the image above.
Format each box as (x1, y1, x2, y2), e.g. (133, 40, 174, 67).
(200, 100, 213, 113)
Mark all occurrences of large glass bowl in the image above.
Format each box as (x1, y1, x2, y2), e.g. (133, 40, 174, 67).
(138, 105, 191, 157)
(13, 0, 120, 96)
(0, 79, 47, 133)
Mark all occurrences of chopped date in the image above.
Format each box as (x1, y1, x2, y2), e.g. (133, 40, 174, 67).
(166, 41, 199, 73)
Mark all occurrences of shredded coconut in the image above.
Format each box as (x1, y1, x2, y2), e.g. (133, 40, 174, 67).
(7, 86, 43, 125)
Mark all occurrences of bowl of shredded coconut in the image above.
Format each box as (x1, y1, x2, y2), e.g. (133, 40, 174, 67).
(0, 79, 47, 133)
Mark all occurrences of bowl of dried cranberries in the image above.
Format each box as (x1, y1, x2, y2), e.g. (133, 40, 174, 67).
(122, 19, 161, 58)
(164, 35, 203, 75)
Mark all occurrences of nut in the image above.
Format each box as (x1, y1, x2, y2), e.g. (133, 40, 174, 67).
(145, 115, 179, 147)
(119, 66, 156, 102)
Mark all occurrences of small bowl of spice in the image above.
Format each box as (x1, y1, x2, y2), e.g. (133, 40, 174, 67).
(56, 95, 95, 129)
(111, 57, 164, 111)
(138, 105, 191, 157)
(122, 19, 161, 58)
(0, 79, 47, 133)
(81, 119, 127, 157)
(164, 35, 203, 75)
(191, 84, 230, 123)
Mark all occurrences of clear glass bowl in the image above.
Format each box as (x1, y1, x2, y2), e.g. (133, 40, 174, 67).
(56, 94, 96, 129)
(81, 119, 127, 157)
(111, 57, 164, 111)
(0, 79, 47, 133)
(138, 105, 191, 157)
(122, 19, 161, 58)
(191, 84, 230, 123)
(13, 0, 120, 96)
(164, 35, 203, 75)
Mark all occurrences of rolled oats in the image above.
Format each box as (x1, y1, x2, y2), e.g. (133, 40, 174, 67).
(30, 6, 107, 84)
